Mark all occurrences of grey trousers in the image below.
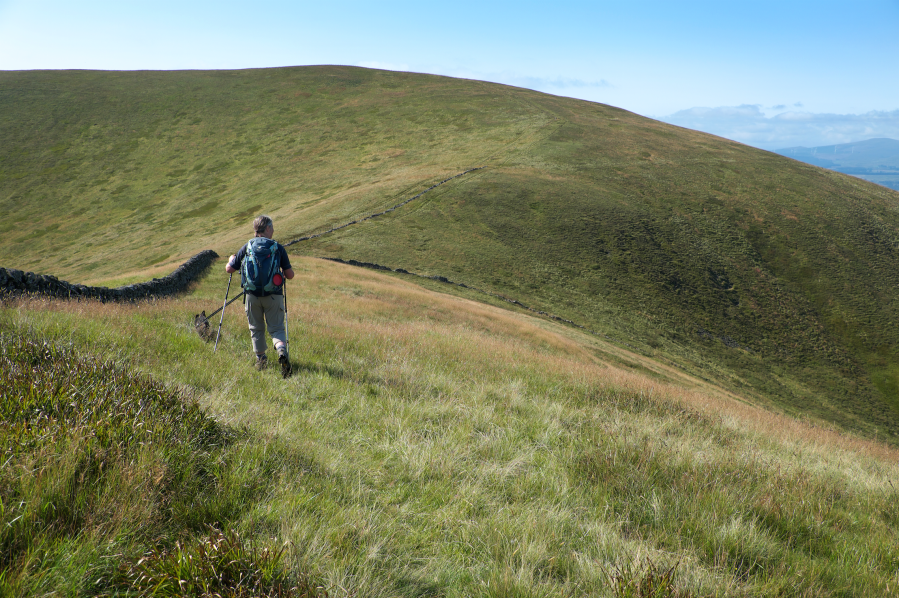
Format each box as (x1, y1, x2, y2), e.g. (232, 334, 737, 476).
(244, 293, 287, 355)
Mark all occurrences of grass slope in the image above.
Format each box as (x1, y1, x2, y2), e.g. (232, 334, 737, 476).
(3, 257, 899, 596)
(2, 66, 899, 441)
(0, 322, 322, 596)
(0, 67, 546, 280)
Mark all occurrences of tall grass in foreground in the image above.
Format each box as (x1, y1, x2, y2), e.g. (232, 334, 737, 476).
(0, 330, 325, 597)
(3, 257, 899, 596)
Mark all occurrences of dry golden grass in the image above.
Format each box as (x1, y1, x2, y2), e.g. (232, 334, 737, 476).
(6, 256, 899, 596)
(11, 255, 899, 471)
(292, 257, 899, 463)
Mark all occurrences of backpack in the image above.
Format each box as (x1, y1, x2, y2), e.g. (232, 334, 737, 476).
(241, 237, 283, 295)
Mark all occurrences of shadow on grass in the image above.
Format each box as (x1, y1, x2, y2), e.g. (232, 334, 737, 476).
(289, 359, 386, 388)
(392, 577, 445, 598)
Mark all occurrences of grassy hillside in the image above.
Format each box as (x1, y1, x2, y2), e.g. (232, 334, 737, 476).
(3, 258, 899, 596)
(0, 67, 547, 280)
(2, 66, 899, 441)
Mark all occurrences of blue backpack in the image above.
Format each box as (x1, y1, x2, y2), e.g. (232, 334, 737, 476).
(241, 237, 282, 295)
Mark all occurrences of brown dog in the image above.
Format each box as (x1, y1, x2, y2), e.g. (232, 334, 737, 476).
(194, 311, 215, 342)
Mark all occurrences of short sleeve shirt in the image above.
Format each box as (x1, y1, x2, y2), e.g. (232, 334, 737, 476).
(229, 239, 292, 296)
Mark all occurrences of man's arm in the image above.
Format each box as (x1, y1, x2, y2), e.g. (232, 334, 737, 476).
(226, 246, 246, 274)
(280, 246, 295, 279)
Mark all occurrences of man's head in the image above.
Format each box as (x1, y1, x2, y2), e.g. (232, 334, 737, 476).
(253, 215, 274, 238)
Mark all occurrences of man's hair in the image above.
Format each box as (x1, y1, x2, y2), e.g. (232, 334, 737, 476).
(253, 215, 273, 234)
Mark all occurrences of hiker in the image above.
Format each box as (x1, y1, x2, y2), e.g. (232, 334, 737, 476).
(225, 215, 295, 376)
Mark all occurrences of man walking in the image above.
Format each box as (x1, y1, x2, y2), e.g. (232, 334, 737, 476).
(226, 215, 295, 377)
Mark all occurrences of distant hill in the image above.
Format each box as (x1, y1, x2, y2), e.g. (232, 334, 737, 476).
(3, 67, 899, 441)
(775, 138, 899, 190)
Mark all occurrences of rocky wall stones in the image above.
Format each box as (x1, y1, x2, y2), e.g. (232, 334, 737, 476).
(283, 167, 483, 247)
(0, 250, 219, 302)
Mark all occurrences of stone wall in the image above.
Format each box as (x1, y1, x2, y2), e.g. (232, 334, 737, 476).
(0, 250, 219, 301)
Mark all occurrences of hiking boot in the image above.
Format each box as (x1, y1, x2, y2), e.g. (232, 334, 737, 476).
(278, 350, 292, 379)
(254, 354, 268, 371)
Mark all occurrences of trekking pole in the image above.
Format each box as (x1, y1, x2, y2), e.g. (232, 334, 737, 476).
(213, 273, 232, 353)
(198, 291, 245, 325)
(283, 276, 289, 360)
(277, 274, 292, 379)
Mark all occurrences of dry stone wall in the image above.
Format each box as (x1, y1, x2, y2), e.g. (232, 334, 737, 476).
(0, 250, 219, 301)
(283, 168, 484, 247)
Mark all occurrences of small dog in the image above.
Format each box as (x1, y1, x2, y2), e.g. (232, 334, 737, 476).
(194, 311, 215, 342)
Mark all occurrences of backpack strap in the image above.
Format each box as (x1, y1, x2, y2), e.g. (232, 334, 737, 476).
(241, 240, 256, 290)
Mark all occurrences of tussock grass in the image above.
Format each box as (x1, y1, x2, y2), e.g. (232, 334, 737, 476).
(0, 328, 322, 596)
(603, 559, 686, 598)
(106, 528, 324, 597)
(3, 257, 899, 596)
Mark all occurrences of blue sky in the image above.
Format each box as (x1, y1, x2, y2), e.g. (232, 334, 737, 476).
(1, 0, 897, 149)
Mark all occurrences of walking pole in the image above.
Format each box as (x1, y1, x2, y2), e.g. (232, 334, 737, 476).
(279, 274, 293, 378)
(283, 276, 289, 360)
(213, 273, 232, 353)
(197, 290, 245, 326)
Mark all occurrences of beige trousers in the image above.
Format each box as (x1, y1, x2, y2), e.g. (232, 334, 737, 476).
(244, 293, 286, 355)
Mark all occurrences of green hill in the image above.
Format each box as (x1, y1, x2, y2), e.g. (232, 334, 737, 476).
(2, 66, 899, 441)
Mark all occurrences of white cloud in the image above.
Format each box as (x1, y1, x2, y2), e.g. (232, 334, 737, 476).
(660, 106, 899, 150)
(672, 105, 764, 119)
(774, 111, 816, 122)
